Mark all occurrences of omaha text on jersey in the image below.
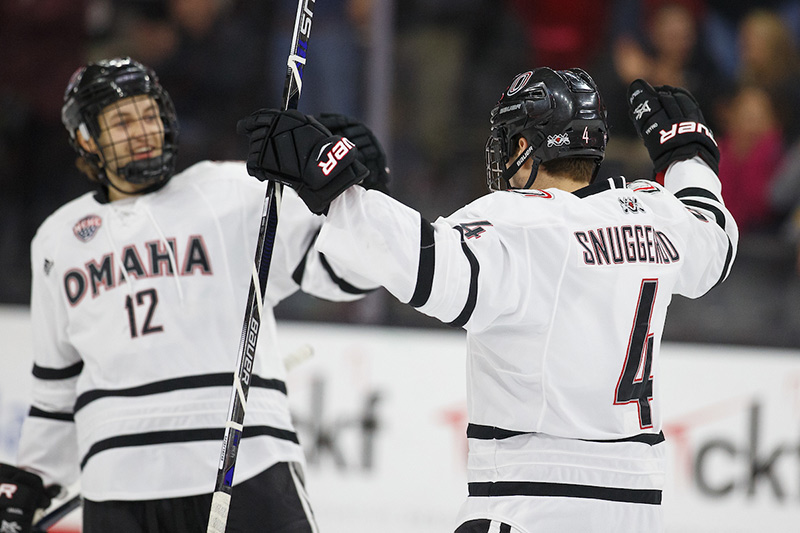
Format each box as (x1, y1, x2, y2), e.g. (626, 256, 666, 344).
(62, 235, 213, 305)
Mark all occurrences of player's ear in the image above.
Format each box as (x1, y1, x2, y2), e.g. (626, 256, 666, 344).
(76, 124, 98, 154)
(516, 136, 529, 157)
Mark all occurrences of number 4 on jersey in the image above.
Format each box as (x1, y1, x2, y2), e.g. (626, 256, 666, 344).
(615, 279, 657, 429)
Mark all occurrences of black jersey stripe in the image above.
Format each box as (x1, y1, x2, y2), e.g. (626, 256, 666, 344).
(680, 199, 727, 230)
(409, 216, 436, 308)
(583, 431, 666, 446)
(318, 252, 374, 295)
(675, 186, 721, 203)
(29, 406, 74, 422)
(32, 361, 84, 380)
(292, 228, 374, 295)
(678, 198, 735, 288)
(291, 229, 319, 286)
(468, 481, 662, 505)
(712, 236, 735, 289)
(79, 425, 299, 469)
(455, 519, 513, 533)
(467, 424, 529, 440)
(448, 226, 480, 328)
(74, 373, 287, 413)
(467, 423, 665, 445)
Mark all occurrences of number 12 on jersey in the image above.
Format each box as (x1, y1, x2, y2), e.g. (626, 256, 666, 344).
(125, 288, 164, 338)
(615, 279, 658, 429)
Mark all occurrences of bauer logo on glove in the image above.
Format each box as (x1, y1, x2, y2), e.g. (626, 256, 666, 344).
(627, 79, 720, 176)
(238, 108, 369, 214)
(658, 121, 716, 146)
(317, 137, 356, 176)
(0, 483, 18, 499)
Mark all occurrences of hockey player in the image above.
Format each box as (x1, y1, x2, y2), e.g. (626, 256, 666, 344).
(0, 57, 388, 533)
(236, 68, 738, 531)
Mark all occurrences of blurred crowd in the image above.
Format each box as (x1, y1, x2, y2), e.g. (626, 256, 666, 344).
(2, 0, 800, 346)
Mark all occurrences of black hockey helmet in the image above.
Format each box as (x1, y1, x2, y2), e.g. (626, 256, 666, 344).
(62, 57, 179, 191)
(485, 67, 607, 191)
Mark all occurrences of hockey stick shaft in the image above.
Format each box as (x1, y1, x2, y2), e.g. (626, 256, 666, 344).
(206, 1, 316, 532)
(32, 494, 81, 532)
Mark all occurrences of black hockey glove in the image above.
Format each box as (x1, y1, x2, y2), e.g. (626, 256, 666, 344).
(627, 79, 720, 176)
(316, 113, 391, 195)
(237, 108, 369, 214)
(0, 463, 56, 533)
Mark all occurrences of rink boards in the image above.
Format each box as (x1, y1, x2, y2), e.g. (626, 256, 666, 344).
(1, 306, 799, 532)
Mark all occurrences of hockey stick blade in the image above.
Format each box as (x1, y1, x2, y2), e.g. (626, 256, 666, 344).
(206, 1, 316, 532)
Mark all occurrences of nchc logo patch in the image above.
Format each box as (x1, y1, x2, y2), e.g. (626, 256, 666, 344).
(73, 214, 103, 242)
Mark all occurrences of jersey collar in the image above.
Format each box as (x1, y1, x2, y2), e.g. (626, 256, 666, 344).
(572, 176, 627, 199)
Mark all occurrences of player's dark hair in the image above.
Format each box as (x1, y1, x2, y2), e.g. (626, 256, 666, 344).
(540, 157, 596, 183)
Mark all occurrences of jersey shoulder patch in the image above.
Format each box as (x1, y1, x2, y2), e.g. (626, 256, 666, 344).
(627, 179, 663, 194)
(508, 188, 555, 199)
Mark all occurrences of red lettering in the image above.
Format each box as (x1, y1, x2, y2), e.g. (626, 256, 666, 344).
(0, 483, 17, 499)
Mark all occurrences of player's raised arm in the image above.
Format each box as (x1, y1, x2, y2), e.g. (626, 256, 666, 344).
(265, 112, 391, 304)
(628, 79, 738, 294)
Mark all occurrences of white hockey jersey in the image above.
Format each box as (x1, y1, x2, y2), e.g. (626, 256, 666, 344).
(18, 160, 374, 501)
(317, 157, 737, 528)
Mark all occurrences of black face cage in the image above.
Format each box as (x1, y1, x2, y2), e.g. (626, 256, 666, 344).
(64, 62, 179, 189)
(89, 90, 179, 187)
(484, 125, 541, 192)
(485, 129, 509, 192)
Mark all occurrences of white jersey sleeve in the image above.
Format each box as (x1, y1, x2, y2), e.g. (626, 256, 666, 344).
(317, 186, 569, 332)
(658, 156, 738, 297)
(265, 186, 377, 307)
(313, 186, 485, 324)
(19, 224, 83, 489)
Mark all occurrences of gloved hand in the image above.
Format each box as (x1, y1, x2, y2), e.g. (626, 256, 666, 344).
(237, 108, 369, 214)
(0, 463, 56, 533)
(316, 113, 391, 195)
(627, 79, 720, 176)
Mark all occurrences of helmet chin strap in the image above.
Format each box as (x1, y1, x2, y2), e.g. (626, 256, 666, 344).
(117, 153, 174, 184)
(98, 155, 173, 197)
(501, 143, 541, 190)
(99, 173, 168, 198)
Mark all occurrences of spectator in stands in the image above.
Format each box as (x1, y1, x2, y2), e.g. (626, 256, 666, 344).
(266, 0, 366, 118)
(592, 0, 722, 180)
(702, 0, 800, 83)
(88, 0, 178, 67)
(392, 0, 524, 218)
(717, 84, 785, 233)
(769, 141, 800, 274)
(154, 0, 274, 170)
(508, 0, 608, 69)
(0, 0, 91, 303)
(736, 8, 800, 145)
